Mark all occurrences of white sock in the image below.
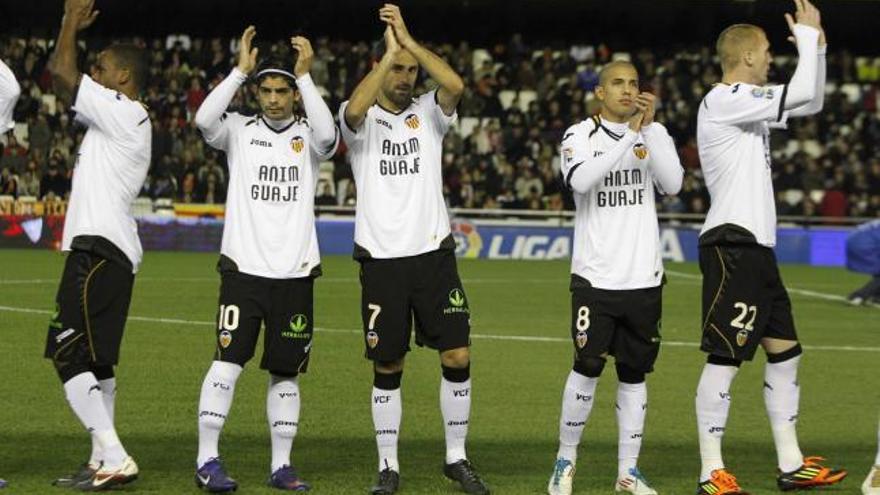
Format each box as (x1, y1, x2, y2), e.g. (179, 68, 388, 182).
(372, 387, 401, 473)
(696, 363, 738, 482)
(440, 377, 471, 464)
(197, 361, 242, 468)
(557, 370, 599, 464)
(764, 355, 803, 473)
(89, 377, 117, 467)
(267, 375, 301, 472)
(617, 382, 647, 478)
(875, 417, 880, 466)
(64, 372, 127, 469)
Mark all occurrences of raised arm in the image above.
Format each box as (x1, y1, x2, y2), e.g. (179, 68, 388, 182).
(48, 0, 99, 107)
(343, 26, 400, 131)
(380, 3, 464, 115)
(194, 26, 257, 144)
(789, 1, 827, 117)
(562, 112, 646, 194)
(781, 0, 822, 110)
(0, 59, 21, 131)
(636, 93, 683, 195)
(291, 36, 336, 154)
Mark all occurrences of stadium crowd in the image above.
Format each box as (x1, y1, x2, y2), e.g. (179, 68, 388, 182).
(1, 34, 879, 217)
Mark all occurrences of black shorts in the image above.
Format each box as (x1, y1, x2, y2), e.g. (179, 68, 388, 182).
(699, 243, 797, 361)
(215, 261, 314, 375)
(359, 248, 471, 362)
(569, 276, 663, 373)
(44, 248, 135, 367)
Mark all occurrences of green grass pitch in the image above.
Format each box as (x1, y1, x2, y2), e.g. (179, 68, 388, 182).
(0, 249, 876, 494)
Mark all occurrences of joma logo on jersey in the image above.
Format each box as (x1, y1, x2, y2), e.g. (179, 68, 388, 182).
(290, 136, 304, 153)
(632, 143, 648, 160)
(376, 118, 392, 130)
(562, 147, 574, 162)
(250, 138, 273, 148)
(444, 289, 469, 315)
(404, 113, 420, 129)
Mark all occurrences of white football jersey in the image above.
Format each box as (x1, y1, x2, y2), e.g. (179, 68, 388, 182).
(63, 75, 151, 272)
(339, 90, 455, 258)
(203, 113, 335, 279)
(560, 116, 682, 290)
(698, 82, 789, 246)
(0, 59, 19, 132)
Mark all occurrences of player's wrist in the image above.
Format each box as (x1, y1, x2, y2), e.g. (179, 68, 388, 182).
(230, 67, 249, 82)
(792, 24, 821, 39)
(295, 72, 314, 88)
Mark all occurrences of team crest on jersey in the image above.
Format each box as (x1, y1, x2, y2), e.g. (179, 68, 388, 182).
(219, 330, 233, 348)
(576, 330, 588, 348)
(290, 136, 305, 153)
(366, 331, 379, 349)
(736, 329, 749, 347)
(404, 113, 420, 129)
(632, 143, 648, 160)
(562, 147, 574, 163)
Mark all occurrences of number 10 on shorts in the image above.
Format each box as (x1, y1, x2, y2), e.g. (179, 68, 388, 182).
(218, 304, 240, 331)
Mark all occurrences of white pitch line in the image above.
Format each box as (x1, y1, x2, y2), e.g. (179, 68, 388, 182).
(1, 304, 877, 353)
(665, 269, 851, 303)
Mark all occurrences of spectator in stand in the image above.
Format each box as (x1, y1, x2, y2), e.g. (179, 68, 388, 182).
(0, 166, 17, 197)
(39, 161, 68, 200)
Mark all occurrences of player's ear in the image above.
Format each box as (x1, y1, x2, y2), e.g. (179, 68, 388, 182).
(119, 68, 132, 87)
(595, 85, 605, 102)
(742, 50, 754, 68)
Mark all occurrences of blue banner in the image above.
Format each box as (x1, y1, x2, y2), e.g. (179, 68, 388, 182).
(0, 215, 855, 267)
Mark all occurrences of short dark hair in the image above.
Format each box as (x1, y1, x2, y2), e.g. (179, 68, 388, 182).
(254, 56, 296, 88)
(106, 43, 148, 92)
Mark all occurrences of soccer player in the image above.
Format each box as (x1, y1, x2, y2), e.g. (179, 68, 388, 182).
(845, 220, 880, 307)
(0, 51, 20, 494)
(192, 26, 338, 493)
(43, 0, 150, 490)
(865, 417, 880, 494)
(547, 62, 683, 495)
(339, 4, 488, 495)
(694, 0, 846, 493)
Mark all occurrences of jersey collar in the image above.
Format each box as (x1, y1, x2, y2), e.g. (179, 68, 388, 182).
(258, 114, 297, 134)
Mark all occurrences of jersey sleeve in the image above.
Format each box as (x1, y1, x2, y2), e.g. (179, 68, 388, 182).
(72, 75, 148, 143)
(559, 123, 591, 189)
(705, 83, 789, 126)
(194, 69, 247, 152)
(425, 89, 457, 135)
(338, 100, 365, 148)
(0, 59, 20, 132)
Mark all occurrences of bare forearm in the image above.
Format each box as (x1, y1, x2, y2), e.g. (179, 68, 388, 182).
(49, 15, 81, 107)
(345, 58, 393, 130)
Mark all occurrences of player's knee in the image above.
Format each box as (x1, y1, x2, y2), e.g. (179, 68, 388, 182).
(441, 364, 470, 383)
(374, 359, 404, 375)
(762, 338, 800, 357)
(54, 361, 91, 384)
(766, 343, 802, 364)
(440, 347, 470, 369)
(373, 369, 403, 390)
(707, 354, 742, 367)
(573, 356, 606, 378)
(92, 365, 114, 381)
(207, 360, 243, 388)
(268, 370, 298, 379)
(615, 362, 646, 384)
